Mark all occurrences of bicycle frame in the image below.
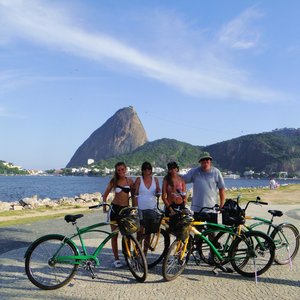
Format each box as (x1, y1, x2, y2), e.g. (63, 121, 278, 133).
(190, 221, 241, 261)
(53, 220, 119, 266)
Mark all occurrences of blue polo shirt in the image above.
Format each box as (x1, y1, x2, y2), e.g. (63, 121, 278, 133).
(182, 166, 225, 212)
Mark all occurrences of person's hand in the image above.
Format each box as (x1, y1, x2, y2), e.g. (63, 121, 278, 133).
(103, 203, 108, 213)
(169, 209, 176, 216)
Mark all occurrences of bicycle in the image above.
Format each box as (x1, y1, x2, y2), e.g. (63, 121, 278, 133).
(139, 191, 189, 268)
(241, 196, 299, 265)
(198, 196, 299, 267)
(162, 207, 275, 281)
(137, 193, 171, 268)
(24, 203, 148, 290)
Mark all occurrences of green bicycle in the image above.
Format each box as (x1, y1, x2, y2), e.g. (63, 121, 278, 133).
(197, 197, 299, 268)
(224, 196, 299, 264)
(162, 207, 275, 281)
(24, 204, 148, 290)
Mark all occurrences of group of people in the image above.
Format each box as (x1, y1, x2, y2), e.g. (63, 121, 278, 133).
(102, 152, 226, 268)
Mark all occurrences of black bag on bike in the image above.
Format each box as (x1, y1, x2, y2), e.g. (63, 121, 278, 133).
(222, 199, 245, 226)
(169, 209, 193, 241)
(141, 209, 162, 234)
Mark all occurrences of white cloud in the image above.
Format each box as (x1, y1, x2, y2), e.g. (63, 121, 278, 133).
(0, 1, 289, 103)
(218, 6, 264, 49)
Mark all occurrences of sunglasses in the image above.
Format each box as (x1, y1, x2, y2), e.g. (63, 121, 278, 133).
(200, 159, 211, 162)
(142, 167, 152, 170)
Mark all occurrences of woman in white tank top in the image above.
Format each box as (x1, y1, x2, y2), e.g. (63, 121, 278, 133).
(134, 162, 161, 236)
(138, 174, 157, 210)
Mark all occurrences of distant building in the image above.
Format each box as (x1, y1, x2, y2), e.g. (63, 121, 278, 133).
(243, 170, 254, 178)
(87, 159, 94, 165)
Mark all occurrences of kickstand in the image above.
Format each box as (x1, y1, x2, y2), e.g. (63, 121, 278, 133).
(191, 252, 201, 266)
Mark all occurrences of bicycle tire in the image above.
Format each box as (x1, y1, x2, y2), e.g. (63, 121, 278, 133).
(25, 234, 79, 290)
(229, 231, 275, 277)
(142, 229, 170, 268)
(122, 235, 148, 282)
(162, 238, 191, 281)
(271, 223, 299, 265)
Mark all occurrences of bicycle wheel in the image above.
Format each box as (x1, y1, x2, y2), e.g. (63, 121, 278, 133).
(142, 229, 170, 268)
(162, 238, 191, 281)
(271, 223, 299, 265)
(25, 234, 79, 290)
(229, 231, 275, 277)
(122, 235, 148, 282)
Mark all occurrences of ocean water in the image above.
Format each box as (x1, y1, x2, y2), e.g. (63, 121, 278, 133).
(0, 175, 299, 202)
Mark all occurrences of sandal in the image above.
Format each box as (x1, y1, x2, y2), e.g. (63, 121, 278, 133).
(112, 260, 123, 268)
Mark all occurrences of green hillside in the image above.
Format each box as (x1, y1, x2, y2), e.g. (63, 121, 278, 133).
(92, 128, 300, 175)
(93, 138, 203, 170)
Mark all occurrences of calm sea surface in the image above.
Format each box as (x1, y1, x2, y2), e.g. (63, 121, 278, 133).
(1, 175, 300, 202)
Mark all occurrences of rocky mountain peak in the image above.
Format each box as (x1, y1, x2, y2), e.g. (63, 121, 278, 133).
(66, 106, 148, 167)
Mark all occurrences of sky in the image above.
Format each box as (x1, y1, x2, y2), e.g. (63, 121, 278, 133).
(1, 0, 300, 170)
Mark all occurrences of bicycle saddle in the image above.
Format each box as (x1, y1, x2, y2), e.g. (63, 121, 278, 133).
(268, 210, 283, 217)
(64, 214, 84, 223)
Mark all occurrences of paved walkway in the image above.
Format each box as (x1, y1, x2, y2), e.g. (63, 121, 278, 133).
(0, 204, 299, 300)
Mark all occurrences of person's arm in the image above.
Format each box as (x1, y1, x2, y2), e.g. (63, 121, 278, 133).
(162, 178, 175, 214)
(132, 177, 140, 207)
(102, 181, 113, 212)
(181, 168, 193, 184)
(182, 179, 187, 206)
(219, 188, 225, 208)
(154, 176, 161, 194)
(162, 178, 171, 207)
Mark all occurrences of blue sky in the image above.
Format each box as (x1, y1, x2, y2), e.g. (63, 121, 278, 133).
(1, 0, 299, 170)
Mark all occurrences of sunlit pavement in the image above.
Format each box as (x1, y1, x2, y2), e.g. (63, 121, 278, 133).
(1, 204, 299, 300)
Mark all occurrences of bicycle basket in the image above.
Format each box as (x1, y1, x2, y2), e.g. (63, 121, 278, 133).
(118, 207, 140, 235)
(142, 209, 162, 234)
(222, 199, 245, 226)
(169, 209, 193, 241)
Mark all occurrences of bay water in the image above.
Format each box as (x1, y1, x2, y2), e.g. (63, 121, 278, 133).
(1, 175, 300, 202)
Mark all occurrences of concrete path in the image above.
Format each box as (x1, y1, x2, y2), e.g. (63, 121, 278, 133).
(0, 204, 300, 300)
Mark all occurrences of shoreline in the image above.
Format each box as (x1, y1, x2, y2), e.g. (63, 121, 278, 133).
(1, 184, 300, 227)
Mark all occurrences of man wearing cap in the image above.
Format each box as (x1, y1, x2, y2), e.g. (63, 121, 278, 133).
(182, 152, 225, 223)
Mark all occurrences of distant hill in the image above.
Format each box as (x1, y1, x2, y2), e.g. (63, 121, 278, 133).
(204, 128, 300, 174)
(92, 129, 300, 175)
(66, 106, 148, 167)
(93, 138, 203, 169)
(65, 106, 300, 175)
(0, 160, 28, 175)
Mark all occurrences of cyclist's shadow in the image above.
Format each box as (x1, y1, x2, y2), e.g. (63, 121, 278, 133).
(183, 261, 300, 288)
(76, 247, 145, 285)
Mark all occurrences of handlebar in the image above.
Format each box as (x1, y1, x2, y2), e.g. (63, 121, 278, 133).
(89, 203, 111, 210)
(198, 204, 221, 213)
(226, 195, 268, 212)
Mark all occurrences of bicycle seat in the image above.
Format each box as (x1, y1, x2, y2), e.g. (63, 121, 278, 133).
(268, 210, 283, 217)
(64, 214, 84, 223)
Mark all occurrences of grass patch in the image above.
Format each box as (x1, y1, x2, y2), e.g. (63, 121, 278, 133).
(0, 206, 92, 227)
(225, 184, 300, 205)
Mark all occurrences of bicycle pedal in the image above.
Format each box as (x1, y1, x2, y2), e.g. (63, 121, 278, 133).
(216, 265, 233, 273)
(224, 267, 234, 273)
